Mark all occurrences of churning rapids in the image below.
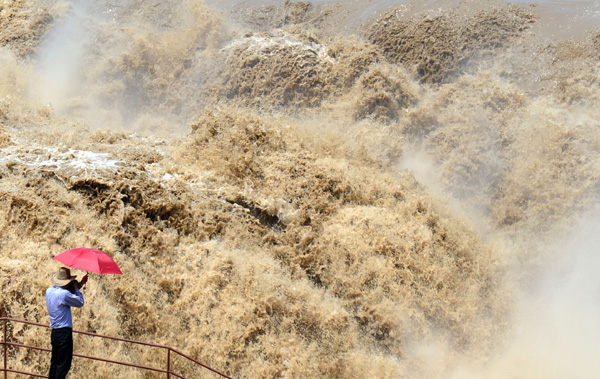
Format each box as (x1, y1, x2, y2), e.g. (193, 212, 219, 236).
(1, 0, 600, 377)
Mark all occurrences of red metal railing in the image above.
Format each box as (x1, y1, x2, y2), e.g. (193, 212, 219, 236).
(1, 317, 234, 379)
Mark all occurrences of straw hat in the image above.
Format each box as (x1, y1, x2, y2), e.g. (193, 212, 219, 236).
(52, 267, 77, 287)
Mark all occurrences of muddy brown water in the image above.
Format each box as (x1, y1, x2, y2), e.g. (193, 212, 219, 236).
(1, 0, 599, 377)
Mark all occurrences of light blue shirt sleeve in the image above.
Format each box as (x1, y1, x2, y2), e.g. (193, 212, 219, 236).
(64, 287, 85, 308)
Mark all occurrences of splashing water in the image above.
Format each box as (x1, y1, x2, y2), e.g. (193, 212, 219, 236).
(1, 0, 600, 377)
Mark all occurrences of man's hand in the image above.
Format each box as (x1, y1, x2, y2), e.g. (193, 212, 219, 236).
(79, 274, 89, 289)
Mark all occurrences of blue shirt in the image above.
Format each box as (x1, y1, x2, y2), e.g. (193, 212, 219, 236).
(46, 286, 84, 329)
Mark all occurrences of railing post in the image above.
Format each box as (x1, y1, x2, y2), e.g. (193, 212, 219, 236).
(166, 348, 171, 379)
(0, 317, 231, 378)
(3, 319, 7, 379)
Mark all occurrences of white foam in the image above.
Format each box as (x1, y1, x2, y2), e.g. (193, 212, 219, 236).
(0, 144, 121, 172)
(223, 34, 334, 63)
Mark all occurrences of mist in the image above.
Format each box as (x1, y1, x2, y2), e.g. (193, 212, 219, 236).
(34, 0, 93, 113)
(454, 213, 600, 379)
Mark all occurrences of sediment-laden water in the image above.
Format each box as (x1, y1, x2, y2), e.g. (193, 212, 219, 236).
(1, 0, 599, 377)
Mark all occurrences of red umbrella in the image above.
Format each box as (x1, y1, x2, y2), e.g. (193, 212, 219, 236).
(54, 248, 123, 274)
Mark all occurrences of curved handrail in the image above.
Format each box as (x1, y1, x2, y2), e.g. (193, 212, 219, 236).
(1, 317, 234, 379)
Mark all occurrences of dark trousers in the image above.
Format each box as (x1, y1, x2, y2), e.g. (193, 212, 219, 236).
(49, 327, 73, 379)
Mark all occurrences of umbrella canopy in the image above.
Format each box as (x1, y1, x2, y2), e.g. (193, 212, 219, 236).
(54, 248, 123, 274)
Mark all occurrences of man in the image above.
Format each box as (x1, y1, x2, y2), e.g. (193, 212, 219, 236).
(46, 267, 88, 379)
